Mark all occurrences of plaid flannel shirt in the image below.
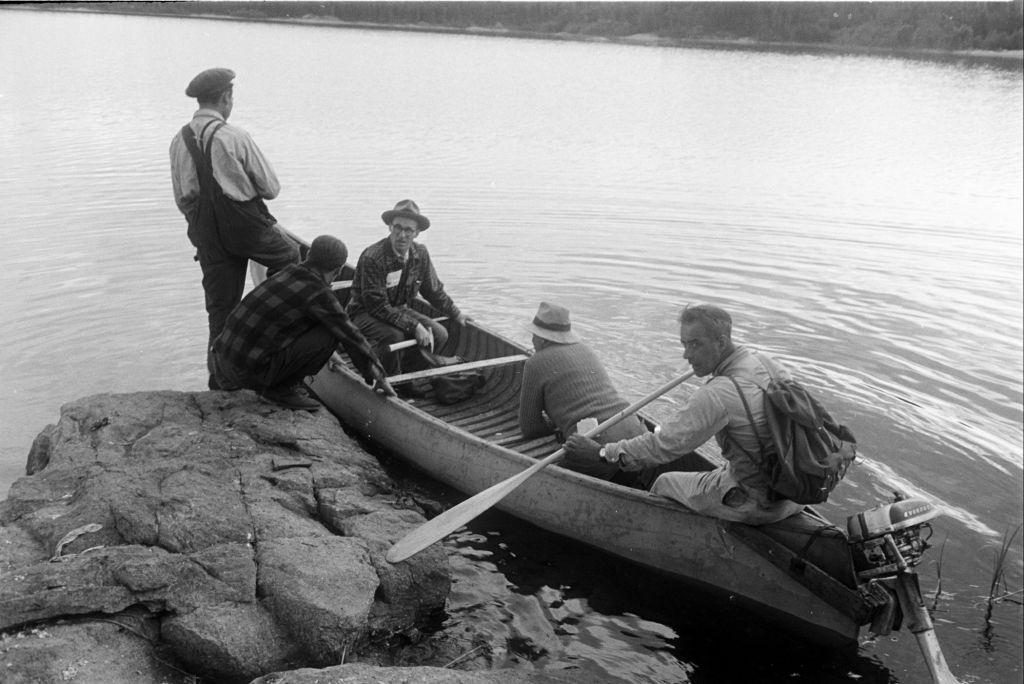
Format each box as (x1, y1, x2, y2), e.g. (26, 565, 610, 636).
(346, 237, 461, 332)
(214, 263, 378, 375)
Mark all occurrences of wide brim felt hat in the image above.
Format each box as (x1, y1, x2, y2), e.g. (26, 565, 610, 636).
(525, 301, 580, 344)
(381, 199, 430, 231)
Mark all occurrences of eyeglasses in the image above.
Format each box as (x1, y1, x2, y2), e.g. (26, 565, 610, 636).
(391, 225, 419, 237)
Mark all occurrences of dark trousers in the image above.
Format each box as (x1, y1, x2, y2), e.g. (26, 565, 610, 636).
(351, 310, 448, 375)
(565, 415, 648, 481)
(197, 223, 300, 389)
(215, 324, 336, 393)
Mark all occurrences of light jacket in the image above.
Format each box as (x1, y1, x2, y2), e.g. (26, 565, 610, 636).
(606, 344, 788, 503)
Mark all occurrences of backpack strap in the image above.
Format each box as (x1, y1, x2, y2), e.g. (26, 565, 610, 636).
(723, 375, 770, 461)
(751, 350, 781, 385)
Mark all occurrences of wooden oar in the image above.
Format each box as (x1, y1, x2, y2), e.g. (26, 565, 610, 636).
(385, 369, 696, 563)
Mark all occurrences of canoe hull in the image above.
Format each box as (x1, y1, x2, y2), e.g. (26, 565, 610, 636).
(309, 364, 861, 646)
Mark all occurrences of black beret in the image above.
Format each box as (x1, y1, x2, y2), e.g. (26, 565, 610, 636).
(185, 68, 235, 99)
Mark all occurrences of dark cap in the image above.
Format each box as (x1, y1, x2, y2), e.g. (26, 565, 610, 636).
(305, 235, 349, 272)
(381, 199, 430, 231)
(185, 68, 235, 99)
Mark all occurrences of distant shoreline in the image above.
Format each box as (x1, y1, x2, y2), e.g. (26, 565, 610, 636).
(16, 4, 1024, 65)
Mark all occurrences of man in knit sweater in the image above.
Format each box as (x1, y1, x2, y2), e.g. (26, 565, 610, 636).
(518, 302, 647, 481)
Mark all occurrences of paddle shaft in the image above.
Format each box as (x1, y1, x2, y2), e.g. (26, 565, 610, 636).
(386, 318, 450, 352)
(385, 369, 695, 563)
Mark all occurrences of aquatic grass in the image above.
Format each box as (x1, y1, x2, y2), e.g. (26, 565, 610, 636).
(982, 524, 1022, 620)
(929, 532, 948, 612)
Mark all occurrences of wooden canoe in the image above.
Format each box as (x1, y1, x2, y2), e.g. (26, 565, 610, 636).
(306, 288, 878, 647)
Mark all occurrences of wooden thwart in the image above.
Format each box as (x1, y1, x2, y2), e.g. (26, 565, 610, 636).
(388, 355, 528, 385)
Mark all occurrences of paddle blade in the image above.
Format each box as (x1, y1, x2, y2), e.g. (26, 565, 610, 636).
(386, 451, 561, 563)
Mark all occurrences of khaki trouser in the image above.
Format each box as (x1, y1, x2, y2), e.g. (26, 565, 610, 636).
(651, 467, 802, 525)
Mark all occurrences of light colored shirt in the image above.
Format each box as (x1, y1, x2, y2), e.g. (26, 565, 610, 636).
(169, 109, 280, 218)
(606, 345, 788, 502)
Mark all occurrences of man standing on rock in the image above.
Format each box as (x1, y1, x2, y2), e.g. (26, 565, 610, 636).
(211, 235, 395, 410)
(170, 67, 300, 390)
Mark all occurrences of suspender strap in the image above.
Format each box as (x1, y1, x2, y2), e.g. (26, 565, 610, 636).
(180, 119, 224, 164)
(200, 119, 224, 159)
(180, 124, 201, 166)
(180, 120, 226, 194)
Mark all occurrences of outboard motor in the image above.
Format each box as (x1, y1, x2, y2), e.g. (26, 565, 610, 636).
(846, 493, 957, 684)
(846, 493, 940, 582)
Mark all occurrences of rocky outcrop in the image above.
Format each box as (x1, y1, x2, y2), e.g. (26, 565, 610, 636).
(0, 390, 450, 682)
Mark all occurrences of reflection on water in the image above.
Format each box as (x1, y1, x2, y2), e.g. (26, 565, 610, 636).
(441, 528, 694, 683)
(1, 8, 1021, 683)
(429, 507, 901, 683)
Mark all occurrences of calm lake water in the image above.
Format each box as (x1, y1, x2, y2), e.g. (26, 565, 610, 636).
(1, 8, 1021, 683)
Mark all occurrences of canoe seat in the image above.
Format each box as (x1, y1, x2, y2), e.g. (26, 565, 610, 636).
(388, 355, 529, 385)
(329, 264, 357, 308)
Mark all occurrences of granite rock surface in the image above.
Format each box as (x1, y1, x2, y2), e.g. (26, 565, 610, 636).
(0, 390, 450, 682)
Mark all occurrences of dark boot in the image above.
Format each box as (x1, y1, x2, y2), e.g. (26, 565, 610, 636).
(260, 385, 321, 411)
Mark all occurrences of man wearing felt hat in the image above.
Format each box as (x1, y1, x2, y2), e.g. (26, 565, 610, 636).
(347, 199, 470, 377)
(518, 302, 648, 482)
(170, 67, 300, 390)
(211, 235, 394, 411)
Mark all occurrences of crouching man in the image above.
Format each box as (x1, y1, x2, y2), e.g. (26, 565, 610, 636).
(212, 235, 394, 410)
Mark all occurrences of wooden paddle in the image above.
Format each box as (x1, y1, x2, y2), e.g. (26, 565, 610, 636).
(385, 318, 450, 353)
(385, 369, 696, 563)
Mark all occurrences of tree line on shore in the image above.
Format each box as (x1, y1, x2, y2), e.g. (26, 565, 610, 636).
(57, 1, 1024, 52)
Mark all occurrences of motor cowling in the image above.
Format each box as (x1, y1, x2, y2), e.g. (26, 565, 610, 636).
(847, 493, 940, 582)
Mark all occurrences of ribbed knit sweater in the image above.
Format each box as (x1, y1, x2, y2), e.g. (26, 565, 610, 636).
(518, 342, 644, 443)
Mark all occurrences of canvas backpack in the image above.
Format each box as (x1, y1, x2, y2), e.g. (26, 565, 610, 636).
(725, 355, 857, 505)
